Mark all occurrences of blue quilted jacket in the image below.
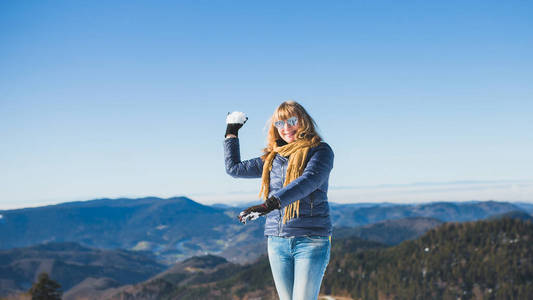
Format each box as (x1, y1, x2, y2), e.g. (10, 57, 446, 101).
(224, 138, 334, 237)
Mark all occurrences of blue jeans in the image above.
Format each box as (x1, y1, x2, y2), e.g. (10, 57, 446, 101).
(267, 235, 331, 300)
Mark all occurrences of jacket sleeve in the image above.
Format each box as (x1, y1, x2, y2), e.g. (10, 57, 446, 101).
(272, 143, 334, 207)
(224, 138, 264, 178)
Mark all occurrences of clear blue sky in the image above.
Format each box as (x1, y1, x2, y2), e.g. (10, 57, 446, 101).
(1, 1, 532, 209)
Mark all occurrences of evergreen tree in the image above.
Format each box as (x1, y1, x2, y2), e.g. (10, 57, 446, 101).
(28, 273, 62, 300)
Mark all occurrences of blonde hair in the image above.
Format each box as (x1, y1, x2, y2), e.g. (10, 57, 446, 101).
(262, 101, 322, 159)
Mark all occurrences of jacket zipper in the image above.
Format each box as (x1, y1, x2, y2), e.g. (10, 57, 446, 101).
(278, 158, 286, 236)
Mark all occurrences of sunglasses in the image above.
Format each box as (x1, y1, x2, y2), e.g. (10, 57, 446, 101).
(274, 116, 298, 129)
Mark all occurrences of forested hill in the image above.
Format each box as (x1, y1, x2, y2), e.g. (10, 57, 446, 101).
(322, 218, 533, 300)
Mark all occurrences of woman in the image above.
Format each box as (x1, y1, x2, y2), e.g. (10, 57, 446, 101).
(224, 101, 334, 300)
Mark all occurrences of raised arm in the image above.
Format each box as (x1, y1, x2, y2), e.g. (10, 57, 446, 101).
(223, 111, 263, 178)
(224, 138, 263, 178)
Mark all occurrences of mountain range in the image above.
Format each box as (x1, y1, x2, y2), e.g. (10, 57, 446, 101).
(0, 197, 263, 265)
(0, 197, 527, 266)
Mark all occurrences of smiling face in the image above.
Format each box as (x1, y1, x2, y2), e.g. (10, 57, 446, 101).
(266, 101, 321, 151)
(275, 116, 300, 143)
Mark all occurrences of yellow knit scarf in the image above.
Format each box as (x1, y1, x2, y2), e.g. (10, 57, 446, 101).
(259, 138, 321, 224)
